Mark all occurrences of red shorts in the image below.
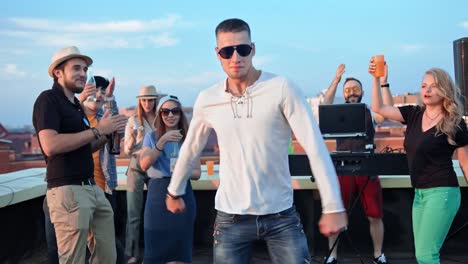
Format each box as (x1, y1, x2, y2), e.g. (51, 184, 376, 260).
(339, 176, 383, 218)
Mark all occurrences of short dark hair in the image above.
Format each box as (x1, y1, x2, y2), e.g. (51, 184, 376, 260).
(53, 60, 67, 82)
(95, 76, 109, 90)
(343, 77, 362, 88)
(215, 18, 251, 39)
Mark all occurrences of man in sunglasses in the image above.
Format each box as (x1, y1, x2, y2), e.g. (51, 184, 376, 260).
(321, 64, 392, 264)
(165, 18, 347, 263)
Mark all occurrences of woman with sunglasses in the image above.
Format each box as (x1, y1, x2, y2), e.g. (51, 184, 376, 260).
(139, 95, 200, 263)
(123, 85, 159, 263)
(369, 61, 468, 264)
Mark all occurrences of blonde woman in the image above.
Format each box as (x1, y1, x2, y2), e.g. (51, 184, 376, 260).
(369, 62, 468, 264)
(123, 85, 159, 263)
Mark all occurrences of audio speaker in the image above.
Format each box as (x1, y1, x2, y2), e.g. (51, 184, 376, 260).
(453, 37, 468, 115)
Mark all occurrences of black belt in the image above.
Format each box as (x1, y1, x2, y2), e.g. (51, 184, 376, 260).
(69, 178, 96, 186)
(47, 178, 96, 189)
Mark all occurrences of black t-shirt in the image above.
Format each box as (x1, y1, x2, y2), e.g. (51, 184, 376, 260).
(399, 105, 468, 188)
(32, 83, 94, 188)
(336, 107, 375, 152)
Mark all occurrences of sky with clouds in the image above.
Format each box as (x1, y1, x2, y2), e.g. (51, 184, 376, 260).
(1, 0, 468, 127)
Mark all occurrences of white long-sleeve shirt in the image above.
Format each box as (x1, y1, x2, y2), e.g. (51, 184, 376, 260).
(168, 71, 344, 215)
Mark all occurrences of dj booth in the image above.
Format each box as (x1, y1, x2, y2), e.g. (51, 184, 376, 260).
(289, 152, 409, 177)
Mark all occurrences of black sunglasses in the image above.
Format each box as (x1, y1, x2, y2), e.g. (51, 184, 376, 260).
(160, 107, 182, 117)
(217, 44, 253, 59)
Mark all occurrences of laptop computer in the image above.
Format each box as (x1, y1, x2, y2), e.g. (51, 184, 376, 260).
(318, 103, 367, 138)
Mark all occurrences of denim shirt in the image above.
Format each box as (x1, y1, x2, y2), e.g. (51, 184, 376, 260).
(96, 99, 119, 193)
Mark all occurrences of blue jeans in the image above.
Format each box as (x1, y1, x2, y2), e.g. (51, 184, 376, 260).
(213, 206, 311, 264)
(125, 167, 149, 258)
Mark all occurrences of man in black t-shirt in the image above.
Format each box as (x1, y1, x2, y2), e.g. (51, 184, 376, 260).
(321, 64, 392, 264)
(33, 46, 126, 263)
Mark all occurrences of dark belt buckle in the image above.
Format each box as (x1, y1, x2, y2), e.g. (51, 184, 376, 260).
(82, 178, 93, 186)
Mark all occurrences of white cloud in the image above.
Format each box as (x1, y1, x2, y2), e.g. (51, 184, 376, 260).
(1, 64, 26, 79)
(460, 21, 468, 29)
(399, 44, 424, 53)
(156, 71, 223, 87)
(0, 30, 37, 38)
(92, 68, 114, 80)
(34, 34, 84, 48)
(253, 55, 273, 67)
(0, 30, 177, 50)
(10, 49, 31, 55)
(288, 43, 321, 53)
(2, 15, 184, 50)
(0, 49, 32, 63)
(148, 32, 179, 47)
(9, 14, 181, 33)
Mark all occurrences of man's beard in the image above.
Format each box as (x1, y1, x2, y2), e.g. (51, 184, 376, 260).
(64, 78, 84, 94)
(345, 94, 363, 103)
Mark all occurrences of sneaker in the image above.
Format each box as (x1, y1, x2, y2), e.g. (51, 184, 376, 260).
(373, 253, 387, 264)
(325, 256, 338, 264)
(127, 256, 138, 264)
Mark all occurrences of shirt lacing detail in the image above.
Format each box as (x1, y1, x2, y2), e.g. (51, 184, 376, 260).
(230, 89, 253, 118)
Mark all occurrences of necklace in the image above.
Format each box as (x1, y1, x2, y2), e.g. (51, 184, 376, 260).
(424, 110, 441, 120)
(227, 70, 261, 97)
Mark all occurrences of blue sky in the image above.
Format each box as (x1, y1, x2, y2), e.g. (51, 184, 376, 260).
(1, 0, 468, 127)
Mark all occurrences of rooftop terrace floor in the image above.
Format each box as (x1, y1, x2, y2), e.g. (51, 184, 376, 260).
(20, 244, 468, 264)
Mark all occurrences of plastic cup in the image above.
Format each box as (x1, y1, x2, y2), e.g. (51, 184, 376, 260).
(86, 69, 96, 102)
(206, 160, 214, 176)
(374, 55, 385, 77)
(133, 124, 144, 131)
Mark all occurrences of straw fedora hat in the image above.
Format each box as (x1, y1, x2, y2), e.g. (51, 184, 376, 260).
(48, 46, 93, 78)
(136, 85, 159, 99)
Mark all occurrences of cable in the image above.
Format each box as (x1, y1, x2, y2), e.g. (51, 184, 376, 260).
(323, 177, 370, 264)
(0, 185, 15, 207)
(440, 256, 468, 263)
(0, 172, 46, 207)
(445, 221, 468, 241)
(379, 146, 404, 153)
(323, 231, 344, 264)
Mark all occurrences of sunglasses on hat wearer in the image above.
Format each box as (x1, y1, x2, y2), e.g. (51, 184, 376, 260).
(160, 107, 182, 117)
(217, 44, 253, 59)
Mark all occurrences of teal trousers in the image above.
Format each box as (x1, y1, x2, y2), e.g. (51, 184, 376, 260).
(412, 187, 460, 264)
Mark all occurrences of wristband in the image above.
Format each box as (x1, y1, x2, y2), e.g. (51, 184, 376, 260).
(104, 95, 115, 102)
(380, 83, 390, 88)
(155, 144, 163, 152)
(166, 192, 181, 200)
(91, 127, 101, 139)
